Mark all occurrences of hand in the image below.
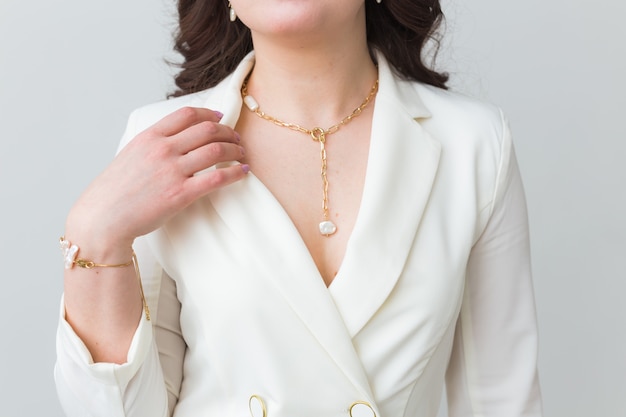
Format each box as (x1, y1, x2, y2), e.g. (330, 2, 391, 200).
(66, 107, 248, 254)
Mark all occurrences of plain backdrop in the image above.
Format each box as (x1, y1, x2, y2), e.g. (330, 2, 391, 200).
(1, 1, 624, 416)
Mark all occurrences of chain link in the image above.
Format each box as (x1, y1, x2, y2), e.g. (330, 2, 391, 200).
(241, 78, 378, 142)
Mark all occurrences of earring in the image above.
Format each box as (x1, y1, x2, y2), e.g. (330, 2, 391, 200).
(376, 0, 382, 3)
(228, 2, 237, 22)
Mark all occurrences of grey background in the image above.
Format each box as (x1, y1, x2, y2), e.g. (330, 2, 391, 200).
(1, 0, 624, 416)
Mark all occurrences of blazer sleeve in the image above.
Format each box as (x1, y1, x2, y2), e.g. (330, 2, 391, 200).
(54, 114, 186, 417)
(445, 112, 543, 416)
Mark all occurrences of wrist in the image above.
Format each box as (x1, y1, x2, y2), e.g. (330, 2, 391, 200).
(60, 236, 135, 269)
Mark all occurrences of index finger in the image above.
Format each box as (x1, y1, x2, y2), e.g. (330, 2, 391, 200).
(151, 107, 224, 137)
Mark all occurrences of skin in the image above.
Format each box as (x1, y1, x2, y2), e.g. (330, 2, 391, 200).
(64, 0, 377, 364)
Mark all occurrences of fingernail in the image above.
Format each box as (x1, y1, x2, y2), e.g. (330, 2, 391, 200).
(214, 111, 224, 120)
(235, 132, 241, 143)
(241, 164, 250, 174)
(240, 146, 246, 157)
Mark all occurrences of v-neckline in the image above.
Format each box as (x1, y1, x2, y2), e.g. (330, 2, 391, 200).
(203, 50, 441, 337)
(252, 170, 357, 289)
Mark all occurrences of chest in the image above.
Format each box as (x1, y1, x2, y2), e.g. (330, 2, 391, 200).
(235, 106, 373, 286)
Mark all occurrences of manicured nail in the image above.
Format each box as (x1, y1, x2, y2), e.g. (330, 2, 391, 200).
(235, 132, 241, 143)
(241, 164, 250, 174)
(214, 111, 224, 120)
(240, 146, 246, 157)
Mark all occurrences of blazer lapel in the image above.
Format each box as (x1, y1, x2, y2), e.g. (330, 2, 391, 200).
(200, 53, 378, 401)
(328, 56, 441, 337)
(208, 178, 379, 400)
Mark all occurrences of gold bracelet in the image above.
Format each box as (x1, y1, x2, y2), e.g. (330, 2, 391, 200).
(60, 236, 133, 269)
(60, 236, 151, 321)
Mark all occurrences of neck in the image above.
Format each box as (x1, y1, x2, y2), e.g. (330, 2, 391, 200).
(244, 32, 378, 128)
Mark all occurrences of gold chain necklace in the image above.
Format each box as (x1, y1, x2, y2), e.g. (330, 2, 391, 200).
(241, 76, 379, 236)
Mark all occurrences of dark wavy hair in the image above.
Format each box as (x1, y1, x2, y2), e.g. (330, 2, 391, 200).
(170, 0, 448, 97)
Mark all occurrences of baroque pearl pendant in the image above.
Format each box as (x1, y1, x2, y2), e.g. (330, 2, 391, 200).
(319, 220, 337, 236)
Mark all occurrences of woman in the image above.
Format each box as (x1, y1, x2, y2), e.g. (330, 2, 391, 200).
(55, 1, 542, 416)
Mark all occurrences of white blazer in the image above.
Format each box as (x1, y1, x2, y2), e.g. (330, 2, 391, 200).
(55, 52, 542, 417)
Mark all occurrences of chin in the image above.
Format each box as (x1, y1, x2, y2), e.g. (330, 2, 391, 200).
(240, 1, 357, 35)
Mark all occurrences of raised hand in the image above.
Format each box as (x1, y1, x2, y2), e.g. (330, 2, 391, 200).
(66, 107, 248, 254)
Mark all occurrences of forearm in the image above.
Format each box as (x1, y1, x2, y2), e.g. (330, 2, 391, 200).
(62, 220, 144, 364)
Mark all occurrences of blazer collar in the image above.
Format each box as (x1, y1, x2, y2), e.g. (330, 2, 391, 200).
(201, 51, 440, 404)
(327, 54, 440, 337)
